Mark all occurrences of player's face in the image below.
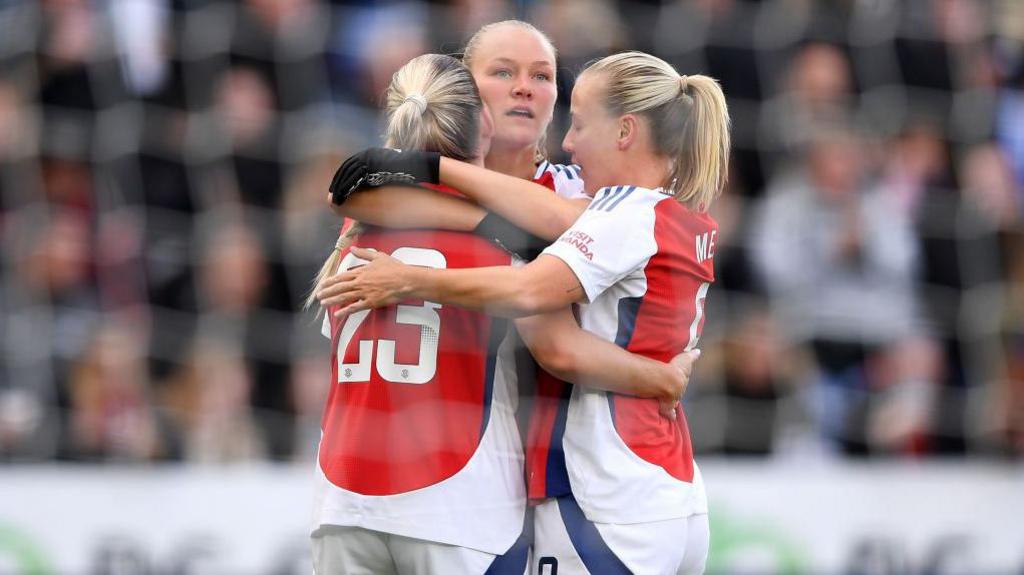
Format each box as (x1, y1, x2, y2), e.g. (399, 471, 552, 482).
(467, 26, 557, 153)
(562, 73, 621, 196)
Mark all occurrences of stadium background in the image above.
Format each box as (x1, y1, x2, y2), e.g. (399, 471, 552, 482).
(1, 0, 1023, 573)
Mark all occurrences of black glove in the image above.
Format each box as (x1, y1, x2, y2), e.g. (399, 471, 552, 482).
(329, 147, 441, 206)
(329, 154, 368, 206)
(473, 212, 551, 261)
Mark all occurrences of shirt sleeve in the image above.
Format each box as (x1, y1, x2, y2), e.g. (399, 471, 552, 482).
(540, 193, 656, 302)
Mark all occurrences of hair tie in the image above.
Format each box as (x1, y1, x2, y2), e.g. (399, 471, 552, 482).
(403, 93, 428, 115)
(334, 233, 348, 251)
(679, 75, 690, 94)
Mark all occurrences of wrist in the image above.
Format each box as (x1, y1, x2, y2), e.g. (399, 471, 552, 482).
(438, 157, 472, 195)
(438, 157, 453, 188)
(398, 265, 425, 299)
(658, 361, 683, 401)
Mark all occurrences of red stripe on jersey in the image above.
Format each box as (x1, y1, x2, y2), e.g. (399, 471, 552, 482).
(525, 370, 572, 501)
(318, 224, 510, 495)
(522, 167, 575, 502)
(609, 199, 716, 483)
(533, 169, 556, 192)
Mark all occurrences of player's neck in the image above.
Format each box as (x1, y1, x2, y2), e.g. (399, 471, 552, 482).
(616, 153, 671, 191)
(484, 145, 537, 180)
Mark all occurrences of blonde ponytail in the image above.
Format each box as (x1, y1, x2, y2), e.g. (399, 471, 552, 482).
(310, 54, 484, 316)
(384, 54, 482, 161)
(670, 75, 730, 210)
(584, 52, 731, 211)
(304, 222, 363, 313)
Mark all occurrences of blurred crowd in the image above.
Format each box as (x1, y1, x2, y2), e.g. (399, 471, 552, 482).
(1, 0, 1023, 464)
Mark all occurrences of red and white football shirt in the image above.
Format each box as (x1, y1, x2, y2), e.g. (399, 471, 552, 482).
(313, 188, 525, 555)
(538, 185, 715, 523)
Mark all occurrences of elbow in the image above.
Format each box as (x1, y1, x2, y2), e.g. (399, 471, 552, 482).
(510, 283, 560, 317)
(529, 340, 577, 380)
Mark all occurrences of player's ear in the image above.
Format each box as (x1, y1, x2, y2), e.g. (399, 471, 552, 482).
(617, 114, 638, 151)
(479, 103, 495, 147)
(477, 102, 493, 158)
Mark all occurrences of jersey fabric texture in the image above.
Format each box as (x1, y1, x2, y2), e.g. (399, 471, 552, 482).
(524, 162, 586, 502)
(532, 161, 587, 201)
(313, 186, 525, 555)
(538, 185, 716, 524)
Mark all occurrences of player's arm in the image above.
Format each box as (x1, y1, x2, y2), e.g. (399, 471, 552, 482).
(330, 148, 585, 241)
(328, 187, 484, 231)
(320, 188, 649, 317)
(515, 310, 698, 417)
(330, 187, 553, 262)
(437, 158, 588, 240)
(318, 248, 583, 318)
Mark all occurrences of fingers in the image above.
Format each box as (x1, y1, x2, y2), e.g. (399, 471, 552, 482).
(320, 292, 359, 309)
(670, 348, 701, 375)
(334, 300, 370, 320)
(317, 268, 358, 290)
(659, 400, 680, 420)
(316, 272, 361, 307)
(329, 155, 369, 205)
(349, 246, 380, 260)
(663, 348, 700, 405)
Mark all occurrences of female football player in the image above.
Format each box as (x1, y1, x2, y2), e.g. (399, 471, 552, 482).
(321, 51, 730, 574)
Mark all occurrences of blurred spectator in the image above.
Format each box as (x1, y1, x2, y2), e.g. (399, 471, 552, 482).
(751, 125, 939, 456)
(195, 216, 295, 459)
(717, 308, 797, 456)
(3, 207, 99, 460)
(995, 66, 1024, 194)
(281, 149, 346, 302)
(62, 320, 171, 462)
(531, 0, 625, 70)
(211, 0, 335, 117)
(759, 41, 854, 179)
(997, 228, 1024, 458)
(197, 217, 269, 317)
(0, 80, 35, 165)
(890, 124, 963, 454)
(880, 122, 950, 217)
(329, 2, 429, 108)
(213, 65, 283, 209)
(110, 0, 169, 98)
(440, 0, 512, 49)
(2, 0, 1023, 466)
(163, 338, 267, 464)
(914, 142, 1020, 454)
(953, 143, 1024, 456)
(289, 350, 330, 462)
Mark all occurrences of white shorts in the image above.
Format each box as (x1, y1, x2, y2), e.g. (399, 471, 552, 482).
(533, 495, 709, 575)
(311, 523, 531, 575)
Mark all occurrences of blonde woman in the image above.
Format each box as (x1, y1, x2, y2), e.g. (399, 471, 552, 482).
(312, 52, 695, 574)
(322, 51, 730, 574)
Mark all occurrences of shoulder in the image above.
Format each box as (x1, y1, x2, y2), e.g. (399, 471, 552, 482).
(585, 185, 666, 214)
